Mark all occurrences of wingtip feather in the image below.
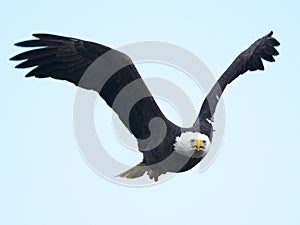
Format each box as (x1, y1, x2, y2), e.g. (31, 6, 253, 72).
(32, 33, 45, 38)
(268, 31, 273, 37)
(10, 55, 20, 61)
(15, 41, 30, 47)
(32, 33, 72, 41)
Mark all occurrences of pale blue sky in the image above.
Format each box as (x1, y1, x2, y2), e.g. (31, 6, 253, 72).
(1, 0, 300, 225)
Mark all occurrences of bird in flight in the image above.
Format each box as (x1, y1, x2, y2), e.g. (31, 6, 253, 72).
(11, 31, 280, 182)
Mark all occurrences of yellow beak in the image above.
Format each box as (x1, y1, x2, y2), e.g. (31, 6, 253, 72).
(195, 139, 202, 151)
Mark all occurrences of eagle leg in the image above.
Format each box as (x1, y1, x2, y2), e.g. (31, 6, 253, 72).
(147, 167, 167, 182)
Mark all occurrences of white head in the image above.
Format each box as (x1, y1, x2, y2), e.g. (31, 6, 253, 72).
(173, 131, 210, 158)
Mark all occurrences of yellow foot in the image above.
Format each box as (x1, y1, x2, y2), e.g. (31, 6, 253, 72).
(147, 169, 165, 182)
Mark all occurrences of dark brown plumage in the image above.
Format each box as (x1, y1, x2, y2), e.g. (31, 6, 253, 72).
(11, 31, 280, 181)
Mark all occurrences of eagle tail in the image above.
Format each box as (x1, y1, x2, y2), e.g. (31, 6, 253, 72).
(117, 162, 149, 180)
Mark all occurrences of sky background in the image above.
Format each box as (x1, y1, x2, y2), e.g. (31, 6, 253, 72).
(1, 0, 300, 225)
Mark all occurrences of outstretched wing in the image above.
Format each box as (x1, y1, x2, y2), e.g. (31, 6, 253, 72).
(10, 34, 174, 142)
(197, 31, 280, 122)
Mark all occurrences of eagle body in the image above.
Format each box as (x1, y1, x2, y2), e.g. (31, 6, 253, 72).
(140, 119, 213, 174)
(11, 31, 279, 181)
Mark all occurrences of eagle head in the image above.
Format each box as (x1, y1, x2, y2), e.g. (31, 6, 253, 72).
(173, 131, 210, 158)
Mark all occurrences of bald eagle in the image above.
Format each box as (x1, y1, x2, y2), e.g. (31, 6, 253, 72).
(10, 31, 279, 181)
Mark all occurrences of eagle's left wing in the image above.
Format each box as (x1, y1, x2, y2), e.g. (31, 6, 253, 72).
(197, 31, 280, 123)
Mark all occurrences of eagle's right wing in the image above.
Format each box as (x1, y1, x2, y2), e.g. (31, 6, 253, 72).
(10, 34, 175, 147)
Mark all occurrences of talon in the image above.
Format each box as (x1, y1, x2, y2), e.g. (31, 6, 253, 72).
(146, 169, 161, 182)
